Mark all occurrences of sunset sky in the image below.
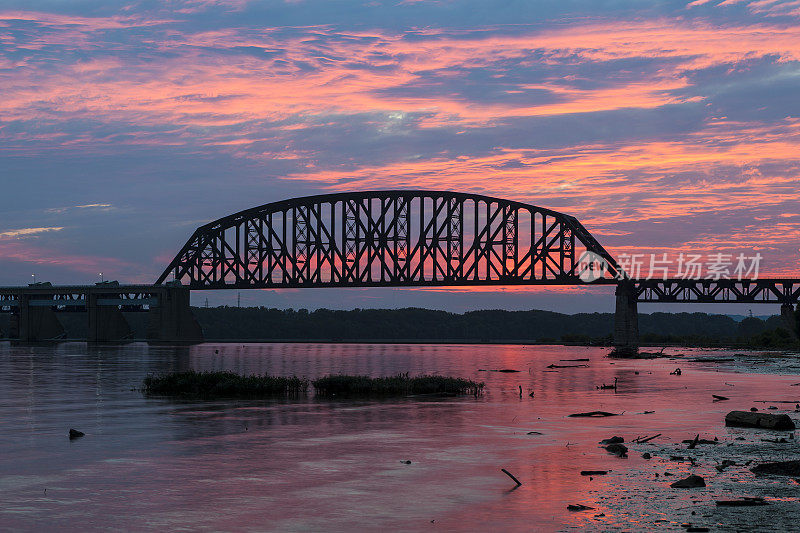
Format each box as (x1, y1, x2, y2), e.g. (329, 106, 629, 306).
(2, 0, 800, 312)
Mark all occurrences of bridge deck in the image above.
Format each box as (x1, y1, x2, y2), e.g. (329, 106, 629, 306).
(0, 284, 173, 311)
(0, 278, 798, 306)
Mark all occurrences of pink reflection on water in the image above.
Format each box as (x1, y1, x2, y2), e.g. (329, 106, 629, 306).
(0, 343, 799, 530)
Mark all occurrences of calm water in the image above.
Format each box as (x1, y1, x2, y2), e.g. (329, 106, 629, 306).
(1, 342, 799, 532)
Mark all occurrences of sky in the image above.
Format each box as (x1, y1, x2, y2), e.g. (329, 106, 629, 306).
(1, 0, 800, 313)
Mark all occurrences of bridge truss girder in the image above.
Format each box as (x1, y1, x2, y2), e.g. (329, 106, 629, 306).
(634, 278, 800, 304)
(157, 191, 621, 289)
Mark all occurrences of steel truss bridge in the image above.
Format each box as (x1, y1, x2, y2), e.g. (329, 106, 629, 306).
(2, 190, 798, 347)
(156, 190, 800, 304)
(157, 191, 623, 289)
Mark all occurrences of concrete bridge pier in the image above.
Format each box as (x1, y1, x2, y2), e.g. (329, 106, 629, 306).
(9, 312, 19, 339)
(147, 286, 203, 343)
(17, 294, 66, 342)
(780, 303, 799, 339)
(612, 281, 639, 356)
(87, 293, 133, 342)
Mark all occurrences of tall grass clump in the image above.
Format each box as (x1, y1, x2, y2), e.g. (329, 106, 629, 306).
(312, 373, 484, 397)
(143, 370, 308, 398)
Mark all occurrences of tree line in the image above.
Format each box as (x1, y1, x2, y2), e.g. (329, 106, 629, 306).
(191, 306, 800, 348)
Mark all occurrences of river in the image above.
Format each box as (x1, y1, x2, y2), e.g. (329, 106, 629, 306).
(1, 342, 799, 531)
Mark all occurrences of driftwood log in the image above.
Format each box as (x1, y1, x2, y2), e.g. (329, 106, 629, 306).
(716, 499, 768, 507)
(501, 468, 522, 487)
(568, 411, 620, 418)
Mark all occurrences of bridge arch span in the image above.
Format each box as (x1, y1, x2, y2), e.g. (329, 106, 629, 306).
(157, 190, 621, 289)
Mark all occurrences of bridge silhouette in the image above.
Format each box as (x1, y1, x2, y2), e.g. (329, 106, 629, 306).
(156, 191, 623, 288)
(2, 190, 799, 351)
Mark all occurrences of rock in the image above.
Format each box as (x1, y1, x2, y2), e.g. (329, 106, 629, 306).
(642, 452, 651, 459)
(567, 504, 594, 511)
(580, 470, 608, 476)
(670, 474, 705, 488)
(750, 460, 800, 476)
(715, 459, 737, 472)
(750, 407, 758, 412)
(604, 443, 628, 457)
(68, 428, 85, 439)
(599, 436, 624, 445)
(725, 410, 796, 430)
(400, 460, 411, 464)
(686, 528, 710, 532)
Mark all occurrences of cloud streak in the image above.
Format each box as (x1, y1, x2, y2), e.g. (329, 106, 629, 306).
(0, 226, 63, 239)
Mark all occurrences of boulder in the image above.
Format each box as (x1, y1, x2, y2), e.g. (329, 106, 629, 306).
(724, 410, 795, 430)
(670, 474, 705, 488)
(68, 428, 85, 439)
(750, 460, 800, 476)
(599, 436, 624, 445)
(604, 443, 628, 457)
(567, 504, 594, 511)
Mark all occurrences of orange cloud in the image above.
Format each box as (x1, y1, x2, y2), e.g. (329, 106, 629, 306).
(3, 11, 800, 280)
(5, 18, 800, 129)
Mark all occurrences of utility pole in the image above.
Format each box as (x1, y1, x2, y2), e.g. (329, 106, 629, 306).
(237, 292, 241, 308)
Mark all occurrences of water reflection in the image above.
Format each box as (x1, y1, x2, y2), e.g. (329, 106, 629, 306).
(1, 342, 799, 531)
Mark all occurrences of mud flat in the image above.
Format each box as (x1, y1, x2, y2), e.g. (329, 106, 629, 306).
(573, 354, 800, 532)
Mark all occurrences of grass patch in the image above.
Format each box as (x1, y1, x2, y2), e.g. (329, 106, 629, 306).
(142, 370, 309, 398)
(312, 373, 484, 397)
(143, 371, 483, 399)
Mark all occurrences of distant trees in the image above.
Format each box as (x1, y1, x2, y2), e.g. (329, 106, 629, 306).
(737, 317, 767, 338)
(796, 304, 800, 337)
(2, 305, 797, 346)
(188, 306, 799, 347)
